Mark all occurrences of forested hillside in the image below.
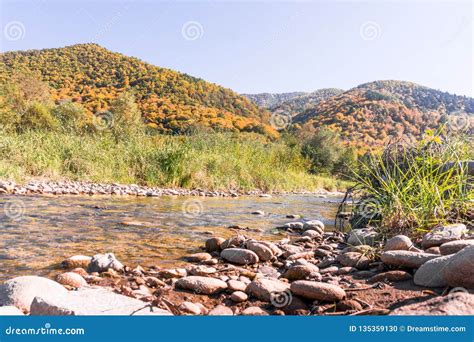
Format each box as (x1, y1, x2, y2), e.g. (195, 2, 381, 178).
(0, 44, 276, 136)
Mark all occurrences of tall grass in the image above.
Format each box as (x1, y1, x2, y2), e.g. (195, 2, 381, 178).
(350, 131, 473, 236)
(0, 130, 348, 192)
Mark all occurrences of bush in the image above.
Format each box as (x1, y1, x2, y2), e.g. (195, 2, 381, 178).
(20, 102, 59, 131)
(52, 101, 91, 132)
(108, 92, 144, 140)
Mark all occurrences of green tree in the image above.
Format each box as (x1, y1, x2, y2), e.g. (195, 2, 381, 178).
(108, 92, 144, 140)
(20, 102, 59, 131)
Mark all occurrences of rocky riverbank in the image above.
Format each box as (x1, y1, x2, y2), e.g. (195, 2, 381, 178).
(0, 180, 343, 198)
(1, 219, 473, 316)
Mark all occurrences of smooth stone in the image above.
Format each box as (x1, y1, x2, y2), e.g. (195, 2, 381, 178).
(252, 210, 265, 215)
(380, 251, 439, 269)
(205, 237, 225, 253)
(87, 253, 124, 273)
(220, 235, 246, 250)
(282, 264, 320, 281)
(227, 280, 247, 292)
(30, 288, 171, 315)
(319, 266, 339, 274)
(425, 246, 441, 254)
(185, 253, 212, 262)
(208, 305, 233, 316)
(442, 245, 474, 288)
(179, 302, 201, 315)
(283, 222, 304, 230)
(414, 255, 454, 287)
(245, 278, 290, 302)
(303, 230, 321, 239)
(246, 241, 274, 261)
(188, 265, 217, 276)
(0, 276, 68, 312)
(440, 240, 474, 255)
(56, 272, 88, 288)
(240, 306, 269, 316)
(422, 224, 467, 249)
(347, 228, 379, 246)
(61, 255, 92, 269)
(290, 281, 346, 302)
(230, 291, 248, 302)
(336, 252, 370, 270)
(175, 276, 228, 295)
(221, 248, 259, 265)
(0, 306, 24, 315)
(390, 292, 474, 315)
(367, 271, 413, 283)
(384, 235, 413, 251)
(303, 220, 324, 232)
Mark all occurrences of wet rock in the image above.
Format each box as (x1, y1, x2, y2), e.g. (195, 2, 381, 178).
(185, 253, 212, 262)
(231, 291, 248, 302)
(422, 224, 467, 249)
(175, 276, 227, 295)
(414, 255, 454, 287)
(205, 237, 225, 253)
(0, 306, 24, 315)
(56, 272, 88, 288)
(241, 306, 269, 316)
(246, 278, 290, 302)
(380, 251, 438, 269)
(282, 264, 320, 281)
(221, 248, 259, 265)
(208, 305, 233, 315)
(440, 240, 474, 255)
(303, 220, 324, 232)
(246, 241, 274, 261)
(336, 252, 370, 270)
(87, 253, 124, 273)
(30, 288, 172, 316)
(221, 235, 246, 249)
(61, 255, 92, 269)
(0, 276, 68, 312)
(384, 235, 413, 251)
(179, 302, 202, 315)
(390, 292, 474, 315)
(227, 280, 247, 292)
(347, 228, 379, 246)
(367, 271, 413, 283)
(290, 281, 346, 302)
(442, 245, 474, 288)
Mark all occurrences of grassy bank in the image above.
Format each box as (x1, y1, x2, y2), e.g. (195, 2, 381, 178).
(0, 130, 348, 192)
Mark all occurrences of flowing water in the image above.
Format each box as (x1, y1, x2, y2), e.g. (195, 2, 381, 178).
(0, 194, 342, 281)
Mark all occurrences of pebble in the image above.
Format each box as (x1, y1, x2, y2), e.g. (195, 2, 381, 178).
(227, 280, 247, 292)
(241, 306, 269, 316)
(175, 276, 228, 295)
(61, 255, 92, 269)
(208, 305, 233, 315)
(380, 251, 439, 269)
(56, 272, 88, 288)
(185, 253, 212, 262)
(220, 248, 259, 265)
(367, 270, 413, 283)
(384, 235, 413, 251)
(290, 281, 346, 302)
(230, 291, 248, 302)
(245, 278, 290, 302)
(179, 301, 202, 315)
(205, 237, 225, 253)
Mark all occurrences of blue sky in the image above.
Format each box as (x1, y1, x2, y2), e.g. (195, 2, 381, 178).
(1, 0, 472, 96)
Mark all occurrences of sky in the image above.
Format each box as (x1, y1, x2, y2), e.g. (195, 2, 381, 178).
(0, 0, 473, 96)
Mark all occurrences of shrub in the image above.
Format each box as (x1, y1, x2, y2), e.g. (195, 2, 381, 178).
(20, 102, 59, 131)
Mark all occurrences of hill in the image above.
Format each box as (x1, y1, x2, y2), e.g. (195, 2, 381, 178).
(0, 44, 275, 135)
(242, 92, 306, 108)
(293, 80, 474, 147)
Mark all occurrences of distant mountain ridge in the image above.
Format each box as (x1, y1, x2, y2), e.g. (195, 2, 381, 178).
(0, 44, 276, 136)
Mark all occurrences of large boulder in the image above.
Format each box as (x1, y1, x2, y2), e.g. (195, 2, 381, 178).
(347, 228, 379, 246)
(440, 240, 474, 255)
(384, 235, 413, 251)
(0, 276, 68, 312)
(380, 251, 438, 269)
(414, 255, 454, 287)
(390, 292, 474, 315)
(442, 245, 474, 288)
(290, 281, 346, 302)
(245, 278, 290, 302)
(422, 224, 467, 249)
(87, 253, 124, 273)
(220, 248, 259, 265)
(30, 288, 172, 315)
(175, 276, 227, 295)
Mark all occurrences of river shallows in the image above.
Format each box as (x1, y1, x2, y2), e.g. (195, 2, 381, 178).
(0, 194, 341, 281)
